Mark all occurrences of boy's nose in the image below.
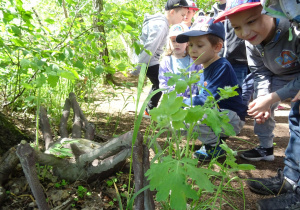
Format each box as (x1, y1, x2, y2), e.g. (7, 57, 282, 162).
(241, 26, 251, 38)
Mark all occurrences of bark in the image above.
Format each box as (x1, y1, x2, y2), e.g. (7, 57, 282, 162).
(132, 133, 144, 209)
(16, 141, 50, 210)
(93, 0, 115, 84)
(0, 146, 19, 185)
(0, 112, 30, 155)
(59, 98, 71, 138)
(39, 106, 53, 150)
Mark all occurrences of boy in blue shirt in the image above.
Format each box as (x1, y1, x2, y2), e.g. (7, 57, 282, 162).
(176, 16, 248, 161)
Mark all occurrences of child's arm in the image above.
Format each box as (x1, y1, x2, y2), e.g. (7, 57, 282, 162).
(183, 62, 230, 106)
(137, 23, 169, 69)
(158, 57, 174, 94)
(246, 42, 274, 97)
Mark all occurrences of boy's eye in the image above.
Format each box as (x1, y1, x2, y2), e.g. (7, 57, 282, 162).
(248, 19, 256, 24)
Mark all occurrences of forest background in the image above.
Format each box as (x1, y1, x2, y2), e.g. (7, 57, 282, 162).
(0, 0, 290, 209)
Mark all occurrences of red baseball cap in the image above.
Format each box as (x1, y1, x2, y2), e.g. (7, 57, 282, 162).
(214, 0, 261, 23)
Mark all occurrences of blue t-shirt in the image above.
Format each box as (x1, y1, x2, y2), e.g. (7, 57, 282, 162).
(184, 58, 247, 121)
(171, 55, 190, 75)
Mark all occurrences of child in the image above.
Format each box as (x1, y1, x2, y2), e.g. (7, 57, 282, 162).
(214, 0, 300, 208)
(209, 0, 254, 106)
(130, 0, 189, 117)
(176, 16, 248, 161)
(159, 23, 203, 98)
(182, 0, 199, 28)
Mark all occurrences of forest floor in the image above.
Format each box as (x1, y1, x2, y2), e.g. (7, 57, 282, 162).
(1, 73, 292, 210)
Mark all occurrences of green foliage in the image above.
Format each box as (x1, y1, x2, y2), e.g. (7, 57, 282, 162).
(146, 156, 218, 209)
(54, 179, 68, 188)
(48, 139, 79, 158)
(144, 61, 255, 209)
(77, 185, 91, 198)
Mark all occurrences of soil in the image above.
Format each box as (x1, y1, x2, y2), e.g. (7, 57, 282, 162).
(0, 73, 292, 209)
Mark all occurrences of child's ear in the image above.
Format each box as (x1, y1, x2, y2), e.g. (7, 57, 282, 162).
(214, 41, 223, 52)
(170, 9, 175, 16)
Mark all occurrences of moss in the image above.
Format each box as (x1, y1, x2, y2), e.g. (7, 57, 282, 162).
(0, 112, 31, 155)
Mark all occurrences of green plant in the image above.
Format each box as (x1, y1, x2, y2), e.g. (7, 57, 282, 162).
(139, 65, 255, 209)
(54, 179, 68, 188)
(77, 185, 91, 198)
(36, 164, 53, 181)
(48, 139, 79, 158)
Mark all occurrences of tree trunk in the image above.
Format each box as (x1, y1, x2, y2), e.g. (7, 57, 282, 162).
(0, 112, 30, 155)
(93, 0, 115, 84)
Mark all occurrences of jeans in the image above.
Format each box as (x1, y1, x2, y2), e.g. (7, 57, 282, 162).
(231, 64, 248, 87)
(146, 64, 162, 110)
(284, 101, 300, 185)
(232, 64, 254, 106)
(242, 72, 254, 106)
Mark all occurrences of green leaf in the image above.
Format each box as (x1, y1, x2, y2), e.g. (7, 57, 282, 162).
(36, 74, 47, 88)
(20, 59, 31, 68)
(44, 18, 55, 24)
(185, 106, 205, 124)
(10, 38, 24, 46)
(22, 83, 34, 89)
(117, 63, 127, 71)
(48, 75, 59, 88)
(146, 156, 217, 210)
(95, 65, 104, 75)
(11, 25, 21, 36)
(218, 85, 239, 100)
(175, 80, 188, 94)
(74, 60, 84, 70)
(59, 70, 77, 80)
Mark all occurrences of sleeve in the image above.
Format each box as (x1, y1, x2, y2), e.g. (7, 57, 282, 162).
(137, 22, 169, 68)
(275, 36, 300, 100)
(246, 42, 274, 97)
(184, 62, 232, 106)
(276, 76, 300, 100)
(158, 57, 175, 94)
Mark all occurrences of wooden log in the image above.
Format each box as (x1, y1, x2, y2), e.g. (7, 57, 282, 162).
(16, 141, 50, 210)
(59, 98, 71, 138)
(132, 132, 144, 210)
(69, 93, 82, 138)
(143, 144, 155, 210)
(0, 146, 19, 185)
(39, 106, 53, 150)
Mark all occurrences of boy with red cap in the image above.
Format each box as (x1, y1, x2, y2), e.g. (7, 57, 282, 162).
(215, 0, 300, 209)
(182, 0, 199, 28)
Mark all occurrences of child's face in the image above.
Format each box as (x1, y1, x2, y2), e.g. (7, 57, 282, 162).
(229, 6, 276, 45)
(170, 36, 188, 56)
(171, 8, 188, 25)
(183, 10, 195, 24)
(188, 36, 218, 68)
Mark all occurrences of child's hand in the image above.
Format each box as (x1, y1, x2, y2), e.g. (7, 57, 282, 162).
(254, 110, 270, 124)
(248, 96, 272, 118)
(292, 90, 300, 102)
(248, 93, 280, 119)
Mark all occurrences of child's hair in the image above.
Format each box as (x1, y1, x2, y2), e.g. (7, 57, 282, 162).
(164, 23, 189, 56)
(204, 34, 224, 47)
(166, 7, 187, 14)
(164, 39, 189, 56)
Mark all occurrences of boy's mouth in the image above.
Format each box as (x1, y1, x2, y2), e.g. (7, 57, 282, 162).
(247, 35, 257, 42)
